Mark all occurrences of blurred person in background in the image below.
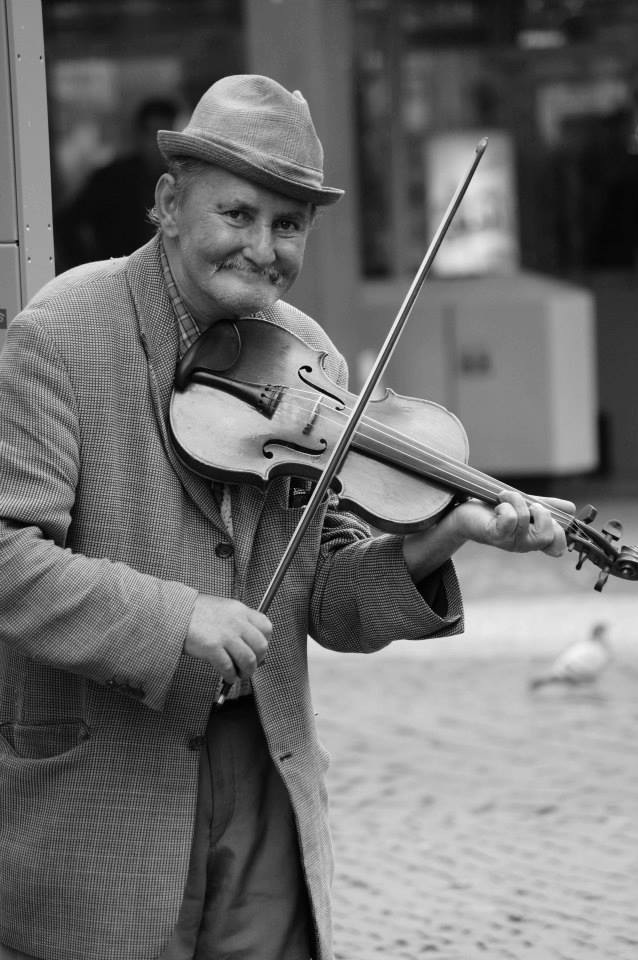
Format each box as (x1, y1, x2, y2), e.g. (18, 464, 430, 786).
(0, 74, 573, 960)
(56, 96, 180, 268)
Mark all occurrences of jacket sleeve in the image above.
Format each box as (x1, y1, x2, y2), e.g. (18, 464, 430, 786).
(308, 496, 464, 654)
(299, 331, 464, 653)
(0, 314, 197, 710)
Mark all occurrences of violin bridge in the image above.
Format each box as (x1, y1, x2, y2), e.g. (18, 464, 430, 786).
(303, 396, 323, 435)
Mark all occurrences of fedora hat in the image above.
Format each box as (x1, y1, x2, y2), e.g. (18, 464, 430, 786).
(157, 74, 344, 206)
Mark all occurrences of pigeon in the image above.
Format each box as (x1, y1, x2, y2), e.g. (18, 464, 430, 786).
(529, 622, 611, 690)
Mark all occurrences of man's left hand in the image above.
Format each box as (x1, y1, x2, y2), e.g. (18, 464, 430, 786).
(451, 489, 575, 557)
(401, 489, 575, 583)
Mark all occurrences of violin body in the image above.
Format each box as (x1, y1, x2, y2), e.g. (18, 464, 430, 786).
(169, 318, 468, 532)
(170, 317, 638, 589)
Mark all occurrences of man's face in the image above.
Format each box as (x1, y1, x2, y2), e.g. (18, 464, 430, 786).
(161, 166, 313, 326)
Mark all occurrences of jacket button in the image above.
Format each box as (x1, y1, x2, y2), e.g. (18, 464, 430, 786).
(188, 735, 206, 751)
(215, 542, 234, 559)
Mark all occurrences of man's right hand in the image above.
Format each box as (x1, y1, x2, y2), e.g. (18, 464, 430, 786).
(184, 595, 272, 685)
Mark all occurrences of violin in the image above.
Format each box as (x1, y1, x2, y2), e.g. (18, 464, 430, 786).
(170, 316, 638, 593)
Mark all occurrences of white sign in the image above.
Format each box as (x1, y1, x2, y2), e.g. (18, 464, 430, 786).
(426, 130, 520, 277)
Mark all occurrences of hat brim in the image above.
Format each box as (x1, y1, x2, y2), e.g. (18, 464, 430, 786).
(157, 130, 344, 206)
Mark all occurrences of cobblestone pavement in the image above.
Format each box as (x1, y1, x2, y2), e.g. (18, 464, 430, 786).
(308, 495, 638, 959)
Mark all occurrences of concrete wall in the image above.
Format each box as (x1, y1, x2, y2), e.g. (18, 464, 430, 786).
(243, 0, 361, 366)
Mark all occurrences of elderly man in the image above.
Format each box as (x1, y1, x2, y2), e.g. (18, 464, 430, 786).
(0, 75, 571, 960)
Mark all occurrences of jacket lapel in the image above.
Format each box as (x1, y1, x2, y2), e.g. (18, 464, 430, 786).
(124, 238, 224, 529)
(124, 238, 268, 572)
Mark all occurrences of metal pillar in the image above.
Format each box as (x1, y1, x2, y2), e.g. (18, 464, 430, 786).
(0, 0, 54, 347)
(243, 0, 361, 368)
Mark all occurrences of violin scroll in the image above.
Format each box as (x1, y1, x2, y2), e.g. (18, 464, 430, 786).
(566, 504, 638, 591)
(612, 543, 638, 581)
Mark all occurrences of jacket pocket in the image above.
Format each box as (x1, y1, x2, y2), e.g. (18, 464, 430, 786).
(0, 719, 91, 759)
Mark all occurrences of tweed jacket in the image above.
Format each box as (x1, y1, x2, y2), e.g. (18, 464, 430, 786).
(0, 236, 464, 960)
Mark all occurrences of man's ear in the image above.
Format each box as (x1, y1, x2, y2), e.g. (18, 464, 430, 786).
(155, 173, 179, 237)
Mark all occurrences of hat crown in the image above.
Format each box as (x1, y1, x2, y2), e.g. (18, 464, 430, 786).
(187, 75, 324, 174)
(157, 74, 343, 205)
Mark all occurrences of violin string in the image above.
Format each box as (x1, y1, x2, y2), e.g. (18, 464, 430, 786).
(279, 385, 585, 535)
(274, 385, 608, 550)
(279, 385, 522, 500)
(281, 385, 562, 511)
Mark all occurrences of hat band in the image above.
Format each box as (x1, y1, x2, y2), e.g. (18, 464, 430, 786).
(157, 130, 344, 205)
(191, 128, 323, 178)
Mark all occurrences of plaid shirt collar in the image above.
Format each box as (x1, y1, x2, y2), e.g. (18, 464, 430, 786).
(159, 239, 201, 358)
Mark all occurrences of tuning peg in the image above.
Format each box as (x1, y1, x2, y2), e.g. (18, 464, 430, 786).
(574, 549, 587, 571)
(576, 503, 598, 524)
(594, 568, 610, 592)
(568, 505, 597, 560)
(602, 519, 622, 543)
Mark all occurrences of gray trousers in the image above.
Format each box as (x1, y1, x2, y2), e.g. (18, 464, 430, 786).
(159, 694, 313, 960)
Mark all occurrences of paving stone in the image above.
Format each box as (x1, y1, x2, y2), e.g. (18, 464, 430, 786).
(309, 553, 638, 960)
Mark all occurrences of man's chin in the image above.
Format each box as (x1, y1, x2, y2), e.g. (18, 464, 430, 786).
(222, 297, 279, 321)
(212, 280, 286, 316)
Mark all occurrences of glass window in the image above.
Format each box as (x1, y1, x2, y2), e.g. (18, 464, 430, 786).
(353, 0, 638, 279)
(43, 0, 244, 270)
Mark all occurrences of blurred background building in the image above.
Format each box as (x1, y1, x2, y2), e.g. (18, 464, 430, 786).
(4, 0, 638, 489)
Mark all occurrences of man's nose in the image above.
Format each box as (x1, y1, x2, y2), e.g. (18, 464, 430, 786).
(243, 224, 276, 267)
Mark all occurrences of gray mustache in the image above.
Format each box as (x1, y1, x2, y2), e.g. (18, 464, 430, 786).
(214, 257, 282, 285)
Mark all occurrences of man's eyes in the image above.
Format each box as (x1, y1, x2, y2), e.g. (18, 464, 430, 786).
(221, 209, 306, 234)
(275, 218, 304, 234)
(224, 209, 250, 223)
